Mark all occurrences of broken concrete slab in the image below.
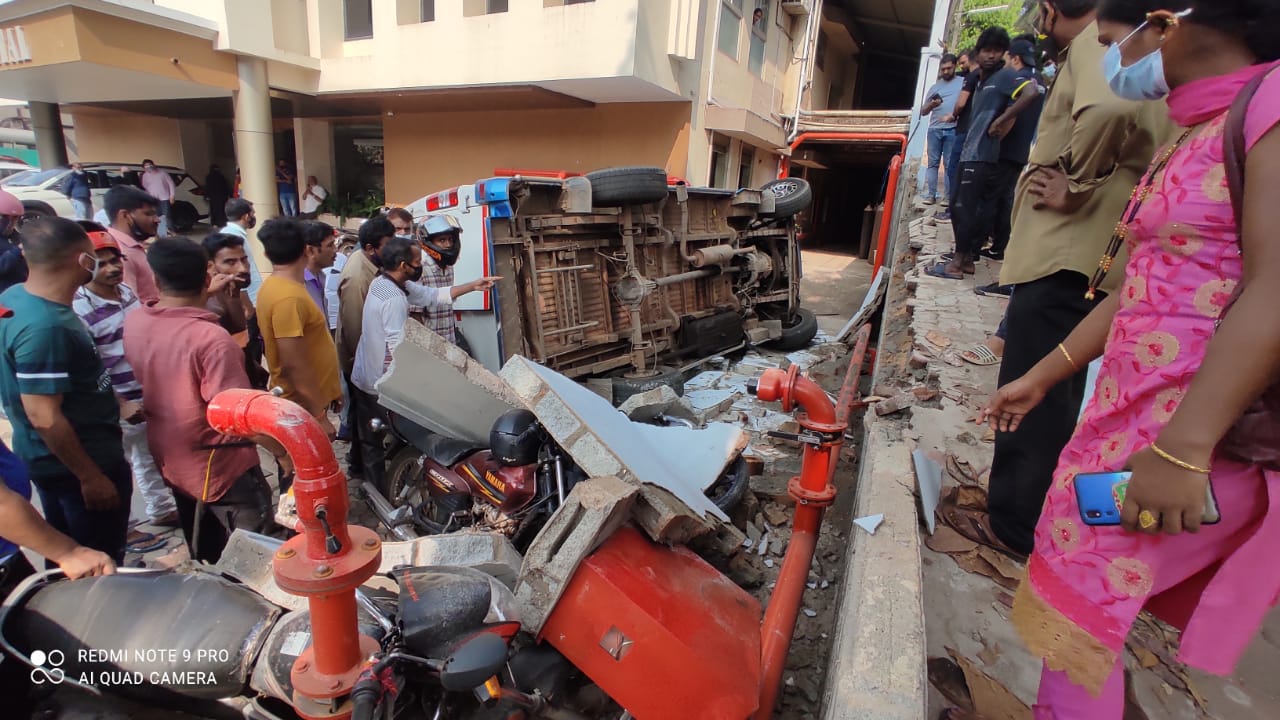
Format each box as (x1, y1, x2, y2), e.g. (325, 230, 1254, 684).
(377, 319, 524, 445)
(912, 449, 943, 535)
(500, 355, 747, 546)
(216, 530, 305, 610)
(515, 476, 636, 634)
(378, 531, 524, 589)
(680, 388, 741, 424)
(617, 384, 680, 422)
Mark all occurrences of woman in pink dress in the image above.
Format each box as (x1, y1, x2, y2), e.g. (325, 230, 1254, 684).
(982, 1, 1280, 716)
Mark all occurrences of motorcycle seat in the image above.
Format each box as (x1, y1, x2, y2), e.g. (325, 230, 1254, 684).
(5, 570, 279, 702)
(422, 432, 485, 467)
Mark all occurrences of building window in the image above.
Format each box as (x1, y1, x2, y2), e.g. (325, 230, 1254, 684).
(738, 147, 755, 189)
(465, 0, 507, 15)
(748, 1, 770, 76)
(710, 137, 730, 188)
(343, 0, 373, 40)
(718, 0, 744, 59)
(815, 30, 827, 71)
(421, 0, 435, 22)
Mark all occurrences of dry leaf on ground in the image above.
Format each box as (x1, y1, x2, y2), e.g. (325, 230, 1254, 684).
(926, 330, 953, 349)
(949, 650, 1032, 720)
(926, 526, 980, 554)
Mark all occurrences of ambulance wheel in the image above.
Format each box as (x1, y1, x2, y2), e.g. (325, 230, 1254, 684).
(586, 166, 669, 207)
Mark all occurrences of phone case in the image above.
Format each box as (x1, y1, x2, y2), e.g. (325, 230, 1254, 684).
(1075, 471, 1220, 526)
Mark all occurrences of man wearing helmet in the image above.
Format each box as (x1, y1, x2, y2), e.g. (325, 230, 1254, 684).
(415, 214, 467, 347)
(0, 189, 26, 294)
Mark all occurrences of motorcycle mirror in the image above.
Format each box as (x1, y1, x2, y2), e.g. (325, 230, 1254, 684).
(438, 633, 508, 692)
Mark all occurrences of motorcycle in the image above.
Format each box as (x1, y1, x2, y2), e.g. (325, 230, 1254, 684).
(370, 409, 750, 547)
(0, 533, 589, 720)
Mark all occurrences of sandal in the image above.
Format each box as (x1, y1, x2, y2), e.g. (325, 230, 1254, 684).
(936, 491, 1027, 560)
(925, 262, 965, 280)
(126, 531, 168, 554)
(960, 344, 1000, 366)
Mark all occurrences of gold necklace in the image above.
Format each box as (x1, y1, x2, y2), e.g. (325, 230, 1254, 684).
(1085, 127, 1195, 300)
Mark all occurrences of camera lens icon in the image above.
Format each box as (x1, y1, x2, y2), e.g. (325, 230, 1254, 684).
(29, 649, 65, 684)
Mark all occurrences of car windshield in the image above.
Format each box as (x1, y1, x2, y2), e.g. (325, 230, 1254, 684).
(4, 168, 65, 187)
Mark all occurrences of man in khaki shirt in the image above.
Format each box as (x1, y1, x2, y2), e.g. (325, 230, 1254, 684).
(981, 0, 1173, 556)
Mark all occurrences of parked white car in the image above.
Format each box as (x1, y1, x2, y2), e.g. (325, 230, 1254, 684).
(4, 163, 209, 230)
(0, 160, 33, 182)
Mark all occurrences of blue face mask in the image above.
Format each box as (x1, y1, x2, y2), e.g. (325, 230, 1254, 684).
(1102, 22, 1169, 101)
(1042, 63, 1057, 82)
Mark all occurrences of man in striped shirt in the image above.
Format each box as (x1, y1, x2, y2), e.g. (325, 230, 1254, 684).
(71, 224, 178, 527)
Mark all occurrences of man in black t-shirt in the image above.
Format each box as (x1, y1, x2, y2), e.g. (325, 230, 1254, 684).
(977, 37, 1044, 261)
(932, 33, 1042, 278)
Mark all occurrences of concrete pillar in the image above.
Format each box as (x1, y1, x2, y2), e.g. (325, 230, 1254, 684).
(30, 102, 68, 168)
(294, 118, 334, 203)
(233, 56, 277, 273)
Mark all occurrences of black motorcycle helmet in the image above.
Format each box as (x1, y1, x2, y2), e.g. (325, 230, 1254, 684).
(418, 214, 462, 267)
(489, 409, 543, 467)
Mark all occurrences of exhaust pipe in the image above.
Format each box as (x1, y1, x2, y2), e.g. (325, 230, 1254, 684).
(362, 481, 419, 541)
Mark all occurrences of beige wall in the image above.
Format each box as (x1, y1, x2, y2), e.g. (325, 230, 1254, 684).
(73, 10, 238, 90)
(271, 0, 311, 56)
(382, 102, 691, 204)
(74, 110, 184, 166)
(0, 8, 81, 68)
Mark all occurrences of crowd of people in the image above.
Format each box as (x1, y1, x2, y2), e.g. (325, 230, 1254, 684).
(925, 0, 1280, 717)
(0, 179, 499, 718)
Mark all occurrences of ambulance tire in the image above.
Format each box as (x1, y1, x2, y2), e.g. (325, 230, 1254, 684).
(586, 166, 669, 207)
(765, 307, 818, 351)
(611, 365, 686, 405)
(760, 177, 812, 218)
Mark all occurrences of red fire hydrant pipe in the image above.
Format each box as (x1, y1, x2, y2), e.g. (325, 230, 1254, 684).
(207, 389, 382, 720)
(751, 366, 845, 719)
(829, 323, 873, 479)
(872, 154, 905, 280)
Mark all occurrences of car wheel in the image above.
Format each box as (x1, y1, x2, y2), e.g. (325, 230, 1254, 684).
(760, 178, 813, 218)
(586, 166, 669, 207)
(765, 307, 819, 351)
(169, 201, 199, 232)
(611, 364, 686, 405)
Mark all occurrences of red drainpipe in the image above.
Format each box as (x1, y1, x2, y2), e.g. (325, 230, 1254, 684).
(873, 154, 904, 279)
(749, 365, 845, 719)
(779, 131, 908, 279)
(207, 389, 382, 720)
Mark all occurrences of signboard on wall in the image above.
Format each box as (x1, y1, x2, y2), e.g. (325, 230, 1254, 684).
(0, 27, 32, 65)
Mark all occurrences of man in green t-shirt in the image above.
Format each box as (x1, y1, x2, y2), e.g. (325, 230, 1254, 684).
(0, 217, 132, 563)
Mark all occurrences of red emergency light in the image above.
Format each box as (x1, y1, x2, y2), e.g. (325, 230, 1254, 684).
(425, 189, 459, 212)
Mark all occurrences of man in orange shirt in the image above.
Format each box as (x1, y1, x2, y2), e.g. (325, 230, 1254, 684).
(255, 219, 343, 466)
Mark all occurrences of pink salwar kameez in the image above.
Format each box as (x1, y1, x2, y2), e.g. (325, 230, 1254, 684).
(1012, 62, 1280, 718)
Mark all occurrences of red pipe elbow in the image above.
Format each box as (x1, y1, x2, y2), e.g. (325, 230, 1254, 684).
(755, 365, 836, 425)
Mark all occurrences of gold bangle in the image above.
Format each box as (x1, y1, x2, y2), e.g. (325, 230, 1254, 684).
(1151, 443, 1210, 475)
(1058, 343, 1079, 371)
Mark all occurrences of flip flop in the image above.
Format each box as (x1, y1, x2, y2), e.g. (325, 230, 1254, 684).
(960, 344, 1000, 366)
(936, 491, 1027, 560)
(925, 262, 965, 280)
(126, 531, 168, 554)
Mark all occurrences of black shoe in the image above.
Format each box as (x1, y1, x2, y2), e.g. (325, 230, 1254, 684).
(975, 282, 1013, 297)
(978, 248, 1005, 261)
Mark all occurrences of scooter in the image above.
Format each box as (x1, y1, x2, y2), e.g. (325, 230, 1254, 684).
(370, 409, 750, 547)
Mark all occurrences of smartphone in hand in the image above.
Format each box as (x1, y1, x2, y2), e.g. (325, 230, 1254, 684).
(1075, 470, 1221, 526)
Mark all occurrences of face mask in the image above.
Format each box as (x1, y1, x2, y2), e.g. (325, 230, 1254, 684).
(395, 233, 413, 242)
(1102, 23, 1168, 101)
(1102, 10, 1192, 102)
(1042, 63, 1057, 81)
(78, 253, 99, 285)
(127, 216, 151, 241)
(406, 264, 424, 283)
